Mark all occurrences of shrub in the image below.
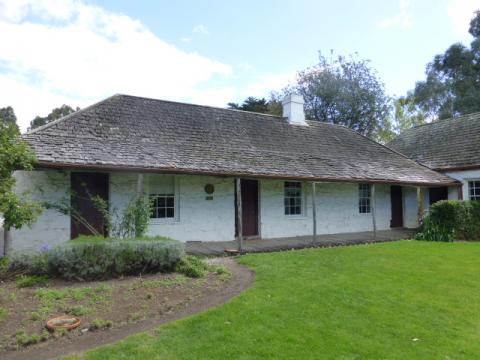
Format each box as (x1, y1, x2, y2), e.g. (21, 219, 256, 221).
(89, 319, 113, 331)
(16, 274, 49, 288)
(416, 200, 480, 241)
(175, 256, 210, 278)
(5, 250, 48, 277)
(48, 239, 184, 280)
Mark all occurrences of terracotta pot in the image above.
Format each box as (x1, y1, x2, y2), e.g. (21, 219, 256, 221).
(46, 315, 81, 331)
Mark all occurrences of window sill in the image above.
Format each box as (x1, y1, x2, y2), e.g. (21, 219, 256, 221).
(149, 218, 179, 225)
(285, 215, 307, 220)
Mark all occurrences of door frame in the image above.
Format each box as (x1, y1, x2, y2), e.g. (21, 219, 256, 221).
(390, 185, 404, 228)
(70, 171, 110, 239)
(234, 178, 261, 239)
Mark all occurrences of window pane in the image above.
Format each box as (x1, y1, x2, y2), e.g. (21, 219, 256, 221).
(166, 208, 174, 218)
(284, 182, 302, 216)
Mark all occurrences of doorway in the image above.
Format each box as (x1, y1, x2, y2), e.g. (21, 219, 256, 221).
(235, 179, 259, 238)
(71, 172, 109, 239)
(390, 185, 404, 228)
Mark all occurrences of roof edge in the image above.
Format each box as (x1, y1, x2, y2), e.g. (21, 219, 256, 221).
(33, 161, 461, 187)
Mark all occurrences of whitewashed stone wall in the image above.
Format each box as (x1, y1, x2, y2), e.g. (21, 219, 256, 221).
(445, 169, 480, 200)
(260, 181, 393, 238)
(10, 170, 70, 251)
(110, 173, 235, 242)
(10, 170, 440, 250)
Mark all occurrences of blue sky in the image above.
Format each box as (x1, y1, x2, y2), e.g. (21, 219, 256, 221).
(0, 0, 479, 131)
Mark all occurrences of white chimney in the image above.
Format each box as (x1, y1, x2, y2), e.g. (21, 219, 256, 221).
(282, 94, 307, 126)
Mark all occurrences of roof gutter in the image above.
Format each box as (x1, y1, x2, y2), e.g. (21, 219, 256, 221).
(33, 161, 461, 187)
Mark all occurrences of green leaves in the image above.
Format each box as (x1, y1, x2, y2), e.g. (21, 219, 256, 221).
(290, 52, 392, 141)
(0, 121, 40, 231)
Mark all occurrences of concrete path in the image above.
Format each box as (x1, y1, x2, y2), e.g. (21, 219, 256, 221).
(186, 228, 414, 256)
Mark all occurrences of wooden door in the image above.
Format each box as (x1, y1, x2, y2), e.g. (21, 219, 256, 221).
(429, 187, 448, 205)
(235, 179, 259, 237)
(71, 172, 109, 239)
(390, 185, 404, 228)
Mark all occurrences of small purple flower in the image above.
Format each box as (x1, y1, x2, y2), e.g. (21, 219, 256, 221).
(39, 244, 51, 253)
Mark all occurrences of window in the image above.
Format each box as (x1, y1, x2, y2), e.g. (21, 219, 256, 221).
(469, 181, 480, 201)
(358, 184, 371, 213)
(149, 175, 176, 219)
(150, 194, 175, 218)
(284, 181, 303, 215)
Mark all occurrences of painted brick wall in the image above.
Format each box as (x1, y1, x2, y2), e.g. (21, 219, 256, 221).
(445, 170, 480, 200)
(260, 180, 393, 238)
(110, 173, 235, 242)
(10, 170, 70, 251)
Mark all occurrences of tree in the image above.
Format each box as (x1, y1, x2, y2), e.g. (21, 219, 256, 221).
(410, 10, 480, 119)
(0, 121, 41, 255)
(288, 52, 393, 141)
(0, 106, 17, 125)
(227, 96, 282, 116)
(29, 104, 78, 130)
(393, 95, 426, 133)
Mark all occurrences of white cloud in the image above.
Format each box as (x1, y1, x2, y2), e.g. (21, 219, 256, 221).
(180, 37, 191, 43)
(378, 0, 413, 29)
(447, 0, 480, 39)
(0, 0, 231, 131)
(242, 72, 296, 99)
(192, 24, 209, 34)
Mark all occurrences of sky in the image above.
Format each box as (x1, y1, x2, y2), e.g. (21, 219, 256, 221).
(0, 0, 479, 132)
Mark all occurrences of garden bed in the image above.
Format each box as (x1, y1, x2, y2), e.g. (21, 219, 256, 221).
(0, 258, 240, 356)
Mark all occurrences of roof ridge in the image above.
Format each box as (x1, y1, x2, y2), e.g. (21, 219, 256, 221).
(25, 95, 119, 135)
(117, 93, 285, 119)
(408, 110, 480, 130)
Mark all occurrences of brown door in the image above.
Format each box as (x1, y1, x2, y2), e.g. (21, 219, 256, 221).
(235, 179, 259, 237)
(390, 185, 404, 228)
(71, 172, 109, 239)
(429, 187, 448, 205)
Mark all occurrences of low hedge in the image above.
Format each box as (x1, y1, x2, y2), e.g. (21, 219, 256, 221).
(416, 200, 480, 241)
(5, 237, 185, 281)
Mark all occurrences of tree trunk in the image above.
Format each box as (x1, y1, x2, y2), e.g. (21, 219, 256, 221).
(3, 228, 12, 257)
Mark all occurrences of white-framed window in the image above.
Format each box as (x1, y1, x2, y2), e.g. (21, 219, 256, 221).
(358, 184, 371, 213)
(284, 181, 303, 215)
(148, 175, 177, 220)
(468, 180, 480, 200)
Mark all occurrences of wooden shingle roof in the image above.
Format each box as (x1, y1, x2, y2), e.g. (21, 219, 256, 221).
(388, 112, 480, 171)
(24, 94, 457, 186)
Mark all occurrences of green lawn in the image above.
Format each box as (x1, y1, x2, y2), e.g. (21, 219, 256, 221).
(69, 241, 480, 359)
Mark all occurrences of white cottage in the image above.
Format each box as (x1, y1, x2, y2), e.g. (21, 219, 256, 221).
(5, 94, 459, 253)
(388, 112, 480, 204)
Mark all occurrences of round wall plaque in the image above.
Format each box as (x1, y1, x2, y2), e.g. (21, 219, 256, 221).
(204, 184, 215, 194)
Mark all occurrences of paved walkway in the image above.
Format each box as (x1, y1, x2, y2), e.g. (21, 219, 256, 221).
(186, 228, 414, 256)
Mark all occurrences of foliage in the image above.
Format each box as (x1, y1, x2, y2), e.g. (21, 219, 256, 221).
(409, 11, 480, 119)
(73, 242, 480, 359)
(29, 104, 79, 130)
(414, 215, 454, 242)
(118, 196, 153, 238)
(174, 255, 210, 278)
(6, 250, 49, 277)
(15, 274, 49, 288)
(0, 106, 17, 125)
(14, 330, 50, 347)
(227, 96, 281, 116)
(0, 307, 8, 323)
(416, 200, 480, 241)
(47, 239, 184, 280)
(0, 121, 41, 234)
(89, 319, 113, 331)
(393, 96, 426, 133)
(46, 193, 153, 239)
(287, 51, 393, 141)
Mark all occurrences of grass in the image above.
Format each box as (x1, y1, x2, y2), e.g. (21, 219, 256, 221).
(16, 275, 49, 288)
(67, 241, 480, 359)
